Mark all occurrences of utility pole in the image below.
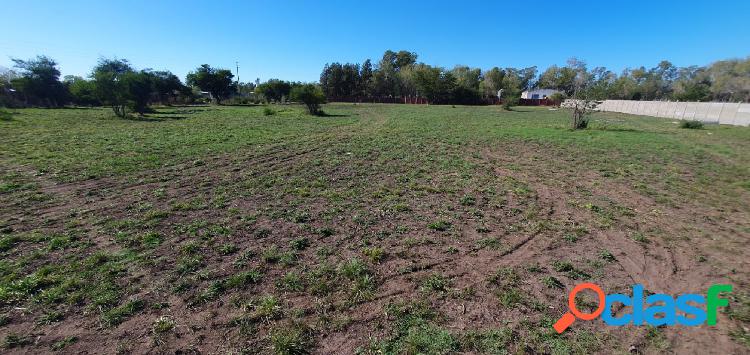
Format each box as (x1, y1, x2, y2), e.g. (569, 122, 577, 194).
(236, 61, 240, 95)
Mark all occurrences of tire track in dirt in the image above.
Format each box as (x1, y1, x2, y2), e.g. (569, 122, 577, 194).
(479, 142, 748, 354)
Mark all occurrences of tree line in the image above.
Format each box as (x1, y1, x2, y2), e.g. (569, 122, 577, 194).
(0, 56, 322, 117)
(320, 50, 750, 104)
(1, 52, 748, 116)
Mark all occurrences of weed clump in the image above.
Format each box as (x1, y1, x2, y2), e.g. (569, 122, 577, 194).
(270, 323, 313, 355)
(679, 120, 704, 129)
(428, 220, 451, 231)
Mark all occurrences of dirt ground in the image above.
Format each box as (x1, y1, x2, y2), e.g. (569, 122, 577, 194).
(1, 105, 749, 354)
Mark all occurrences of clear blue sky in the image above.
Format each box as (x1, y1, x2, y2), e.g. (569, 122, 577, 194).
(1, 0, 748, 82)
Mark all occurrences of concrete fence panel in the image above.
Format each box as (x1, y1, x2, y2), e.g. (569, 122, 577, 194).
(667, 102, 683, 118)
(564, 99, 750, 127)
(684, 103, 698, 120)
(694, 103, 709, 121)
(648, 101, 660, 116)
(736, 104, 750, 126)
(706, 103, 723, 123)
(719, 103, 740, 125)
(673, 102, 688, 120)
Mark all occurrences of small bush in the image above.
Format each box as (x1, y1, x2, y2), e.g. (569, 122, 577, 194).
(0, 108, 12, 121)
(574, 117, 589, 129)
(263, 107, 276, 116)
(679, 120, 704, 129)
(290, 84, 326, 115)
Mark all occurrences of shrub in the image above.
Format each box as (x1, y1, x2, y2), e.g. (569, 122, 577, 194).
(548, 92, 566, 106)
(290, 84, 326, 115)
(679, 120, 704, 129)
(502, 97, 518, 111)
(263, 106, 276, 116)
(0, 108, 12, 121)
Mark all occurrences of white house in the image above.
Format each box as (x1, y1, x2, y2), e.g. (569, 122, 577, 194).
(521, 88, 560, 99)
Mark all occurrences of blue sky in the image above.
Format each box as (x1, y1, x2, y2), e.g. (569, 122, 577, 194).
(1, 0, 748, 82)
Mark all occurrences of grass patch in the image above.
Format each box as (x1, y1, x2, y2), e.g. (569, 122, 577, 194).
(102, 299, 145, 327)
(679, 120, 704, 129)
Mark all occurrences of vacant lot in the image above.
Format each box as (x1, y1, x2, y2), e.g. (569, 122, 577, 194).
(1, 104, 749, 354)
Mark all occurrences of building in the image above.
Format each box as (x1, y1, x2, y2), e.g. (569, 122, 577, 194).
(521, 88, 560, 99)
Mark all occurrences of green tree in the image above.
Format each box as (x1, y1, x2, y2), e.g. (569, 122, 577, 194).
(10, 55, 68, 107)
(412, 64, 457, 104)
(255, 79, 293, 102)
(185, 64, 235, 104)
(673, 66, 712, 101)
(450, 66, 481, 104)
(119, 71, 153, 115)
(537, 65, 577, 95)
(64, 76, 99, 106)
(360, 59, 374, 97)
(480, 67, 505, 98)
(92, 58, 135, 117)
(372, 50, 418, 97)
(320, 62, 361, 98)
(148, 70, 186, 104)
(290, 84, 326, 115)
(91, 58, 153, 117)
(706, 57, 750, 102)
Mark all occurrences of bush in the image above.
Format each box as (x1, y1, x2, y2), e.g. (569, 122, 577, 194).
(0, 108, 12, 121)
(263, 107, 276, 116)
(548, 92, 566, 106)
(574, 117, 589, 129)
(679, 120, 704, 129)
(290, 84, 326, 115)
(502, 97, 518, 111)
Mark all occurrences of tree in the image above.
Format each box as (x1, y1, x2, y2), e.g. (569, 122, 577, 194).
(290, 84, 326, 115)
(185, 64, 235, 104)
(673, 66, 712, 101)
(449, 66, 481, 104)
(372, 50, 418, 97)
(255, 79, 293, 102)
(537, 65, 577, 95)
(360, 59, 374, 97)
(148, 70, 186, 104)
(412, 64, 457, 104)
(706, 58, 750, 102)
(119, 71, 153, 115)
(565, 58, 600, 130)
(480, 67, 505, 98)
(0, 66, 21, 107)
(10, 55, 68, 107)
(319, 62, 361, 98)
(92, 58, 135, 117)
(499, 68, 524, 110)
(91, 58, 153, 117)
(64, 76, 99, 106)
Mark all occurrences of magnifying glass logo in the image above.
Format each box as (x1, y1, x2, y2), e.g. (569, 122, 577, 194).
(553, 282, 606, 333)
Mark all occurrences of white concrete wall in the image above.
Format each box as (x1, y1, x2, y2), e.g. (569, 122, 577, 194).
(578, 99, 750, 127)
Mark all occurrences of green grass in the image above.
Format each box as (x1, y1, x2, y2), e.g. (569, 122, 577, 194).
(1, 103, 749, 353)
